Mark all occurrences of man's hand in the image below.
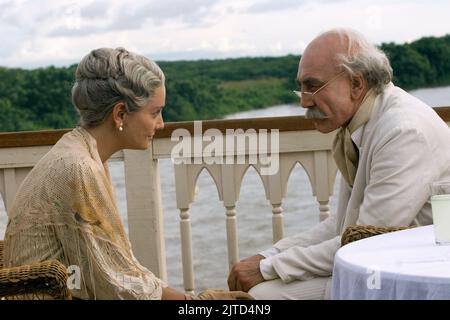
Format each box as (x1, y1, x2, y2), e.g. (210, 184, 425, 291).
(227, 254, 265, 292)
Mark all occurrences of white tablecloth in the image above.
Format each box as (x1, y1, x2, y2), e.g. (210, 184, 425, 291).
(331, 225, 450, 299)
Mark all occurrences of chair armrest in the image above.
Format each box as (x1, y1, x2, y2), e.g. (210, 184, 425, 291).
(341, 225, 410, 246)
(0, 260, 71, 300)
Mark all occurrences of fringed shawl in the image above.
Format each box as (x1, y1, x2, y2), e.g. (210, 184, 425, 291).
(3, 127, 163, 299)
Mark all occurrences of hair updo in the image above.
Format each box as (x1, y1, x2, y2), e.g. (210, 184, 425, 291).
(71, 47, 165, 127)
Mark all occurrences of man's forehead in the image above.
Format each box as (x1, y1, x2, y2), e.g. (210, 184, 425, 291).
(297, 33, 346, 80)
(298, 56, 334, 82)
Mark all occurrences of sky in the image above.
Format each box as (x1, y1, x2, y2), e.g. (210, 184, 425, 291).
(1, 0, 450, 69)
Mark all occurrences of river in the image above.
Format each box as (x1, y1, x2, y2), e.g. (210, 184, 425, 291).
(1, 85, 449, 292)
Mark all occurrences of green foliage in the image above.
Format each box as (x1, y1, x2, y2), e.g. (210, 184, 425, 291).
(0, 65, 78, 132)
(410, 36, 450, 86)
(0, 35, 449, 132)
(381, 42, 434, 89)
(0, 98, 34, 131)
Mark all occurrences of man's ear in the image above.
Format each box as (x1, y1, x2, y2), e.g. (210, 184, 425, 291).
(350, 73, 366, 101)
(111, 102, 127, 129)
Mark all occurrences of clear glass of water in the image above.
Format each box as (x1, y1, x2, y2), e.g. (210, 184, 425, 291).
(430, 181, 450, 245)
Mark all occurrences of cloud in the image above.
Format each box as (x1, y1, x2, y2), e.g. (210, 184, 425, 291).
(47, 0, 223, 37)
(246, 0, 346, 13)
(0, 0, 45, 29)
(1, 0, 450, 68)
(111, 0, 222, 29)
(247, 0, 307, 13)
(82, 0, 110, 18)
(0, 1, 50, 59)
(0, 0, 19, 21)
(0, 27, 23, 58)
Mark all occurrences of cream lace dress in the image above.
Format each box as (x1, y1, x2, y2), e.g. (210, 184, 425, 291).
(3, 127, 164, 299)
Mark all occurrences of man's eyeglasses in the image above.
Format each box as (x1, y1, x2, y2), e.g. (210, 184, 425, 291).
(293, 71, 346, 102)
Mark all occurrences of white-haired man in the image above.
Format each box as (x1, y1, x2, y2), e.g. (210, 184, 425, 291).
(228, 28, 450, 299)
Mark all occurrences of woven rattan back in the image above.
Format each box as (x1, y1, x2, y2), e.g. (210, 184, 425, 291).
(0, 240, 71, 299)
(341, 225, 410, 246)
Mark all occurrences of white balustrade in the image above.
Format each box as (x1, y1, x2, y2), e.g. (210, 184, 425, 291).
(160, 125, 338, 292)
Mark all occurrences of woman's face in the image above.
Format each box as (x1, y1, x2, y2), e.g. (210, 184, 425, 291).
(123, 85, 166, 149)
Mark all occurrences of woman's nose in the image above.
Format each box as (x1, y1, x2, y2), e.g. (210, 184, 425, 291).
(157, 117, 164, 130)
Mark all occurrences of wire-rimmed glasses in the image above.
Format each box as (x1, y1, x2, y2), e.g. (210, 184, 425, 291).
(293, 71, 346, 102)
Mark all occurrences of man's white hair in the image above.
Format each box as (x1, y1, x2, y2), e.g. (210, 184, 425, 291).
(322, 28, 393, 94)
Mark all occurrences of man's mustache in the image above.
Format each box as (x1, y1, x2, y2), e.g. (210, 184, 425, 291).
(305, 107, 330, 119)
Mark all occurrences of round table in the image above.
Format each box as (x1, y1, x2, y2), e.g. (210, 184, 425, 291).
(331, 225, 450, 299)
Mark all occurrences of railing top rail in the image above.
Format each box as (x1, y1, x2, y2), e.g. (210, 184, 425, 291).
(1, 106, 450, 148)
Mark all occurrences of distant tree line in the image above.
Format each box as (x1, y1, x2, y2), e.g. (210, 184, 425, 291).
(1, 34, 450, 132)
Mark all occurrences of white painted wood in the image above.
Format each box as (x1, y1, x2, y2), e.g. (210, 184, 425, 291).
(0, 167, 33, 216)
(123, 148, 167, 282)
(174, 163, 231, 291)
(271, 204, 284, 243)
(221, 163, 257, 269)
(0, 146, 51, 169)
(0, 170, 7, 211)
(220, 165, 240, 269)
(174, 164, 194, 209)
(313, 151, 333, 221)
(153, 130, 337, 158)
(3, 168, 16, 214)
(169, 128, 340, 291)
(259, 163, 286, 243)
(179, 208, 194, 294)
(173, 163, 195, 292)
(225, 205, 239, 271)
(12, 167, 33, 189)
(0, 171, 4, 208)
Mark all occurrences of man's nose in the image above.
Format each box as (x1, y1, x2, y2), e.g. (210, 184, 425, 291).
(301, 96, 315, 109)
(295, 91, 314, 109)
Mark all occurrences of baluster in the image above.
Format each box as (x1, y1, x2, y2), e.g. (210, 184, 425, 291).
(271, 203, 284, 243)
(318, 200, 330, 221)
(225, 205, 239, 270)
(179, 208, 195, 294)
(124, 149, 166, 281)
(313, 150, 332, 222)
(3, 168, 17, 215)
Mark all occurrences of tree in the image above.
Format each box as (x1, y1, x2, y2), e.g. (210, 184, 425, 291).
(381, 43, 434, 89)
(0, 99, 34, 132)
(411, 36, 450, 85)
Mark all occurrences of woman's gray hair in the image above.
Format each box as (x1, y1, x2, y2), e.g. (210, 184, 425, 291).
(326, 29, 393, 94)
(72, 47, 165, 127)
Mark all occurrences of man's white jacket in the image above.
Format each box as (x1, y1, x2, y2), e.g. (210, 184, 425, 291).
(267, 83, 450, 283)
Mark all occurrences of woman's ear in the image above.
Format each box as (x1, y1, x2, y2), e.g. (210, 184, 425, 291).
(111, 102, 127, 130)
(350, 73, 366, 101)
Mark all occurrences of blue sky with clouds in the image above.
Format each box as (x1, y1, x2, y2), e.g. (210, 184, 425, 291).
(1, 0, 449, 68)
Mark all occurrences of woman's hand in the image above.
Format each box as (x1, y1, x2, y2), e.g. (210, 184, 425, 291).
(185, 289, 254, 300)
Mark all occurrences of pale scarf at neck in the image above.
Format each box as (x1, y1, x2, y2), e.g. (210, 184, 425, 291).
(332, 89, 376, 187)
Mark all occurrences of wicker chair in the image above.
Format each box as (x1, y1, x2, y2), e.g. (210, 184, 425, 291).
(0, 240, 71, 299)
(341, 225, 411, 246)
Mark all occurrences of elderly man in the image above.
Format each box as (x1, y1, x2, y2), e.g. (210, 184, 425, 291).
(227, 28, 450, 299)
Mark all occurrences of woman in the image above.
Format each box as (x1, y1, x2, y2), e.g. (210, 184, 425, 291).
(3, 48, 252, 300)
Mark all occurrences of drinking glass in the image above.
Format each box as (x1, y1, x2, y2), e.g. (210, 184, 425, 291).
(430, 181, 450, 245)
